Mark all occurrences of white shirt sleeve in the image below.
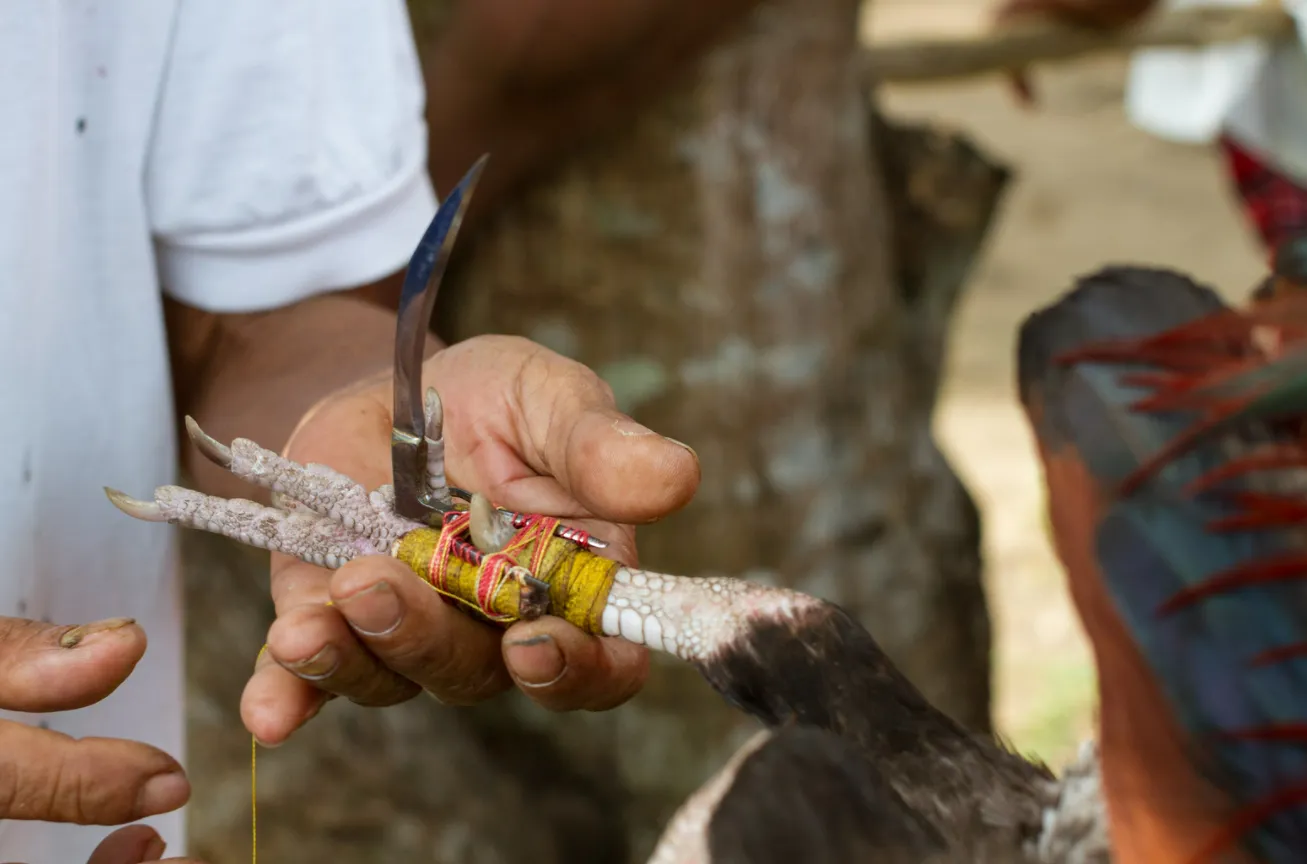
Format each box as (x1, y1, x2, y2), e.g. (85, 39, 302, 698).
(145, 0, 437, 313)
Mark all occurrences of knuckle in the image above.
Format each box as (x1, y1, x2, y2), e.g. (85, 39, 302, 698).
(436, 662, 510, 706)
(0, 727, 101, 824)
(343, 670, 419, 707)
(409, 644, 493, 703)
(47, 747, 85, 822)
(0, 746, 17, 818)
(0, 616, 53, 652)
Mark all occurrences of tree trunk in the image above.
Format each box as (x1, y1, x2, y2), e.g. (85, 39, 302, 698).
(183, 1, 1009, 861)
(432, 0, 1005, 849)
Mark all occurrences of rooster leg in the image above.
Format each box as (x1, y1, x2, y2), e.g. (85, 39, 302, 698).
(103, 394, 455, 568)
(107, 415, 825, 662)
(104, 484, 398, 568)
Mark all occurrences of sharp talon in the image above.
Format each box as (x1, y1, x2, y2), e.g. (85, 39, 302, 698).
(103, 487, 167, 522)
(424, 387, 443, 441)
(184, 416, 233, 468)
(469, 492, 516, 553)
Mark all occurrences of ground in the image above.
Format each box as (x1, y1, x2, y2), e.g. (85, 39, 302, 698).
(863, 0, 1265, 767)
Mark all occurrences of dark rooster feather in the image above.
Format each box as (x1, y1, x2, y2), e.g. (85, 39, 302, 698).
(1018, 265, 1307, 863)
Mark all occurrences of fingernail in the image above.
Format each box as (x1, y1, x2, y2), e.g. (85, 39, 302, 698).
(664, 437, 699, 461)
(253, 736, 283, 750)
(283, 645, 339, 680)
(504, 634, 565, 688)
(335, 581, 403, 636)
(611, 418, 655, 438)
(59, 617, 136, 648)
(143, 833, 167, 861)
(135, 772, 189, 817)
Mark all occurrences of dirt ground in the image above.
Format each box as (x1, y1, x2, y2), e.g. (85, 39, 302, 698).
(862, 0, 1266, 767)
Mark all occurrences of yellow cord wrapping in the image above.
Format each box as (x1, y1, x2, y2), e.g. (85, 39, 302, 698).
(391, 517, 617, 634)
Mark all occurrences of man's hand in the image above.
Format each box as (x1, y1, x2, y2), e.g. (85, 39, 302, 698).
(0, 616, 199, 863)
(240, 335, 700, 747)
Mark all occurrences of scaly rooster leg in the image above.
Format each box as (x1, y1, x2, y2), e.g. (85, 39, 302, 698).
(108, 407, 821, 659)
(105, 390, 457, 568)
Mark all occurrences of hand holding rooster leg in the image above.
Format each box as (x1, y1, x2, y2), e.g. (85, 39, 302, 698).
(113, 335, 700, 746)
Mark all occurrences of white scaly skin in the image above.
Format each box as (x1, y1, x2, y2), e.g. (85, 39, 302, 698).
(600, 567, 820, 663)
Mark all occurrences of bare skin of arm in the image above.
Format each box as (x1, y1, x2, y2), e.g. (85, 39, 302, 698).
(164, 277, 416, 503)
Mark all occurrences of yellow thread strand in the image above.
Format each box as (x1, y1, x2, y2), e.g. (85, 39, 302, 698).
(252, 643, 269, 864)
(251, 733, 258, 864)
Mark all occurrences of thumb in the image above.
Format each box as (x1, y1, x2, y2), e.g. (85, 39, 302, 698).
(553, 408, 700, 524)
(87, 825, 166, 864)
(0, 616, 145, 713)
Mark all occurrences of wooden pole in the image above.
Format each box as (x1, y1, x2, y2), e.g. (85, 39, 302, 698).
(865, 4, 1295, 84)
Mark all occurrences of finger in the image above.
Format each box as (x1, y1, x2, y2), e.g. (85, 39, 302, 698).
(544, 407, 701, 525)
(0, 616, 145, 713)
(240, 650, 332, 747)
(507, 342, 701, 523)
(87, 825, 166, 864)
(470, 398, 699, 528)
(329, 556, 513, 706)
(263, 594, 419, 708)
(268, 556, 334, 615)
(429, 336, 701, 524)
(268, 384, 397, 617)
(501, 617, 649, 712)
(0, 721, 188, 825)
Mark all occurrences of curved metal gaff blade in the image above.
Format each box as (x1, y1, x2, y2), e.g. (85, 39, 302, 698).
(391, 154, 489, 522)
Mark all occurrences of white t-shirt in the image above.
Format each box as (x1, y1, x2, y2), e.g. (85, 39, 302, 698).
(1126, 0, 1307, 184)
(0, 2, 436, 860)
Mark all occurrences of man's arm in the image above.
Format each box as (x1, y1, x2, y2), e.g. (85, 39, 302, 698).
(165, 274, 438, 502)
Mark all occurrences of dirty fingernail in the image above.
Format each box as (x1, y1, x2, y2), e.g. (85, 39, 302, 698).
(143, 832, 167, 861)
(135, 772, 189, 817)
(283, 645, 339, 680)
(335, 581, 404, 636)
(60, 617, 136, 648)
(505, 634, 565, 687)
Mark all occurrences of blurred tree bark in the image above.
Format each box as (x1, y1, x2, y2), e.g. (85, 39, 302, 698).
(184, 0, 1010, 862)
